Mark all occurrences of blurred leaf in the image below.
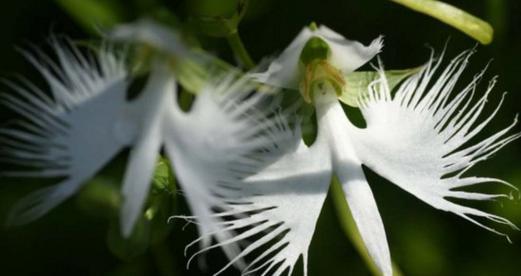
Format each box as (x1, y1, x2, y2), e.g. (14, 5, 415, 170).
(391, 0, 494, 44)
(76, 176, 121, 219)
(186, 0, 248, 37)
(55, 0, 127, 34)
(486, 0, 507, 45)
(151, 243, 178, 276)
(152, 157, 175, 193)
(148, 158, 176, 244)
(339, 68, 420, 107)
(331, 178, 403, 276)
(107, 258, 150, 276)
(107, 216, 151, 260)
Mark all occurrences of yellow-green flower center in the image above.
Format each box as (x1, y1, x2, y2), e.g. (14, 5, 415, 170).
(299, 36, 345, 103)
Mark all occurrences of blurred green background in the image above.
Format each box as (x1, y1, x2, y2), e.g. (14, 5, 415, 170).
(0, 0, 520, 275)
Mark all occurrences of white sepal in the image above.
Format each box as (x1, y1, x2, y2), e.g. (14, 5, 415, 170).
(250, 25, 382, 89)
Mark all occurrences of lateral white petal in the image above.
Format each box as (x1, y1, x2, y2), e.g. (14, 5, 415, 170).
(347, 50, 520, 238)
(2, 41, 130, 225)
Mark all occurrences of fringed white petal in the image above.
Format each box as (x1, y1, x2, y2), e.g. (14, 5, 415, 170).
(250, 25, 382, 89)
(182, 136, 332, 276)
(347, 50, 520, 240)
(1, 40, 129, 225)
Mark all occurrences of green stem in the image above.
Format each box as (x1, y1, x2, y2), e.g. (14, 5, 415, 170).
(331, 179, 403, 276)
(486, 0, 506, 46)
(227, 31, 255, 70)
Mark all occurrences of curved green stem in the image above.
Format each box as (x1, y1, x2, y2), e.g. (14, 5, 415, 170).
(227, 31, 255, 69)
(391, 0, 493, 44)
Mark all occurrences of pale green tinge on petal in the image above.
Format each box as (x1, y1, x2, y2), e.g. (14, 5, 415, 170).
(391, 0, 494, 44)
(339, 68, 421, 107)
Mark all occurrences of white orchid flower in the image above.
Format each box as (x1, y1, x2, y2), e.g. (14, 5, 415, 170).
(183, 25, 519, 276)
(0, 30, 289, 241)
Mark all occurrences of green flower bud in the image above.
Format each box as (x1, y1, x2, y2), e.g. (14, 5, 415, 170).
(299, 36, 331, 66)
(107, 217, 150, 260)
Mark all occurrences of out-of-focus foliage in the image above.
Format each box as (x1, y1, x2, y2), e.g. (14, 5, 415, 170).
(55, 0, 127, 33)
(0, 0, 520, 275)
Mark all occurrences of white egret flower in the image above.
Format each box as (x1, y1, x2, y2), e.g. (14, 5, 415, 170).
(184, 25, 519, 276)
(0, 32, 289, 241)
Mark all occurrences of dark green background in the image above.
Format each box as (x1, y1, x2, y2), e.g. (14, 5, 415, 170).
(0, 0, 520, 275)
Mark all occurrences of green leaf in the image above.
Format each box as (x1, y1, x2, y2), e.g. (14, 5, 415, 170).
(391, 0, 494, 44)
(330, 179, 403, 276)
(148, 157, 176, 244)
(107, 216, 150, 260)
(152, 157, 175, 193)
(55, 0, 126, 34)
(339, 68, 420, 107)
(76, 176, 121, 219)
(186, 0, 249, 37)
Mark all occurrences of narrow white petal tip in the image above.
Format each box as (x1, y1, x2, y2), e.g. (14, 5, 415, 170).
(371, 35, 385, 54)
(120, 204, 136, 238)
